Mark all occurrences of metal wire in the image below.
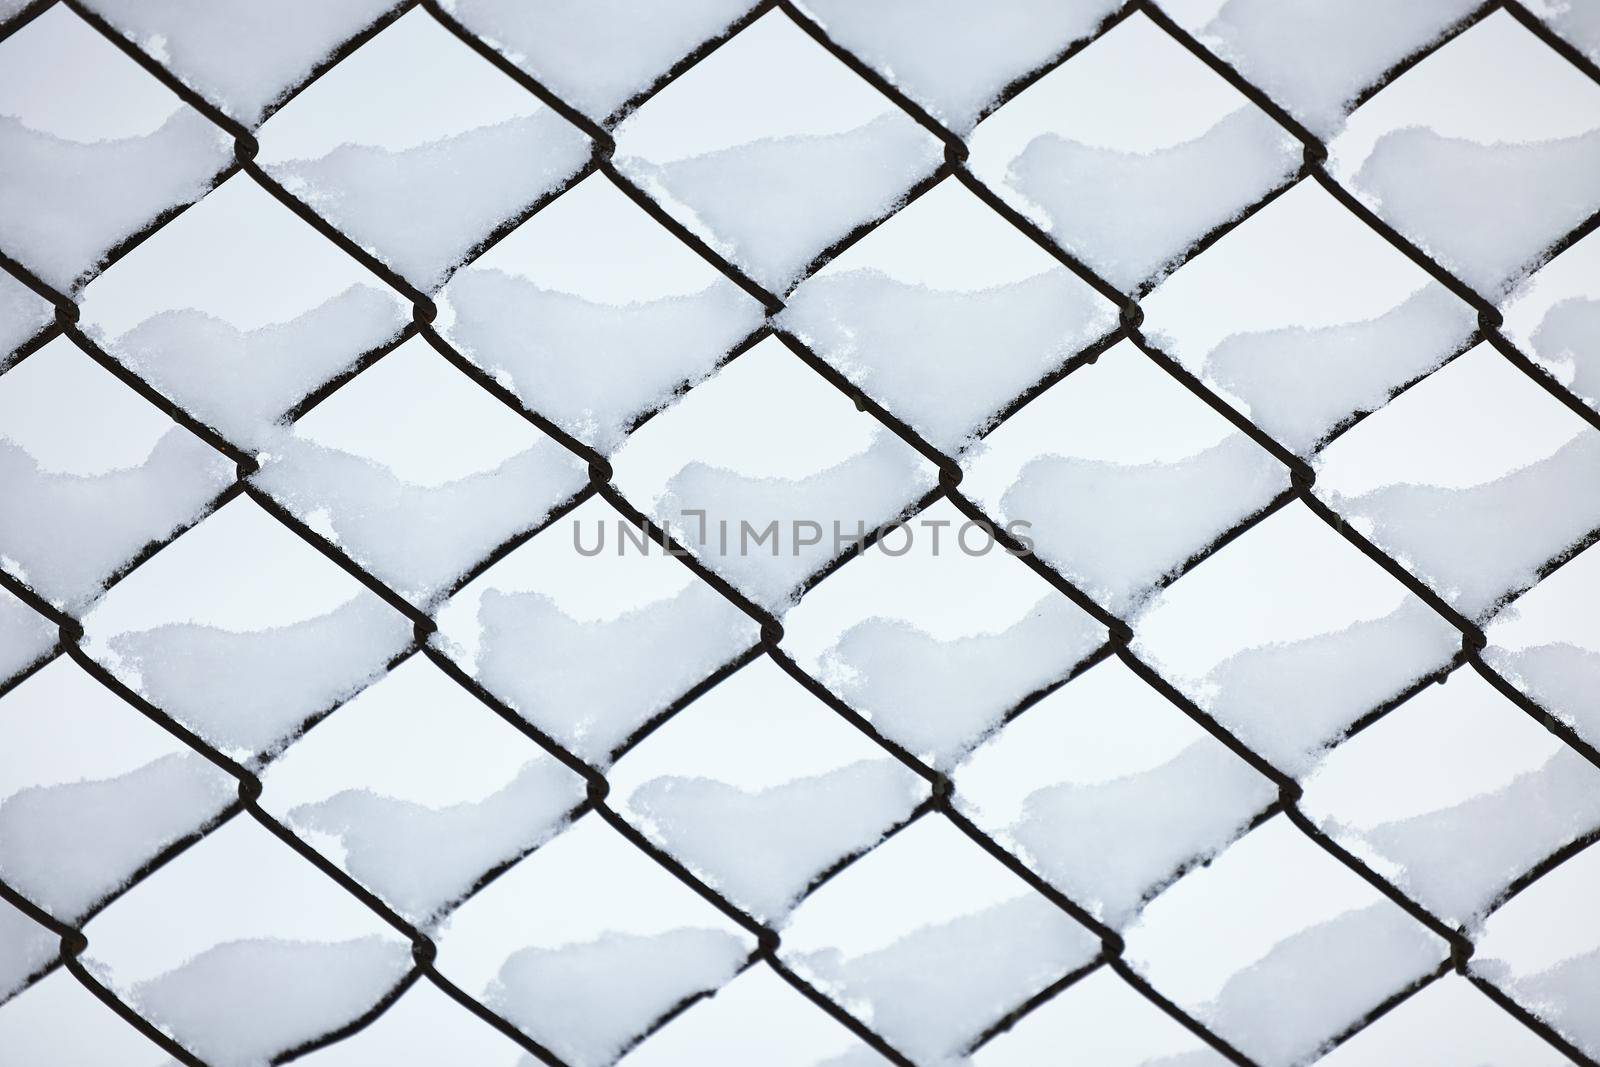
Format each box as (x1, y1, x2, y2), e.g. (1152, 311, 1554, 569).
(1, 0, 1599, 1064)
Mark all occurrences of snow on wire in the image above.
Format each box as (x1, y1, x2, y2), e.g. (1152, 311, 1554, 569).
(1, 0, 1599, 1065)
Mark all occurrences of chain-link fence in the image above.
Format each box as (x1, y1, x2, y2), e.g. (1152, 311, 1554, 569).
(2, 0, 1599, 1064)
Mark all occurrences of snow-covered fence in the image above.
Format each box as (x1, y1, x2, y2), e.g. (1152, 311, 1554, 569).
(2, 1, 1600, 1065)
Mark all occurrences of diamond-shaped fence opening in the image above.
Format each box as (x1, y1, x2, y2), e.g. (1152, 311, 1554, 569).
(1, 1, 1599, 1065)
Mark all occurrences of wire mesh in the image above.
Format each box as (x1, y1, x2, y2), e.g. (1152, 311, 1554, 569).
(1, 0, 1598, 1064)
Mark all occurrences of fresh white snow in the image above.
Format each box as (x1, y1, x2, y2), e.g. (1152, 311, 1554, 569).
(1132, 503, 1460, 775)
(1533, 299, 1600, 406)
(962, 340, 1288, 613)
(791, 0, 1121, 133)
(0, 111, 229, 294)
(1006, 438, 1285, 605)
(1331, 11, 1600, 298)
(1315, 344, 1600, 620)
(1005, 108, 1296, 292)
(972, 967, 1229, 1067)
(1141, 180, 1477, 456)
(474, 581, 755, 761)
(1489, 634, 1600, 744)
(817, 595, 1102, 767)
(438, 0, 755, 121)
(1314, 972, 1576, 1067)
(615, 965, 882, 1067)
(1501, 230, 1600, 414)
(0, 900, 56, 1005)
(630, 762, 916, 922)
(107, 288, 406, 449)
(609, 656, 924, 921)
(1485, 949, 1600, 1057)
(611, 336, 938, 611)
(79, 497, 412, 758)
(1483, 543, 1600, 743)
(1124, 818, 1449, 1067)
(1537, 272, 1600, 363)
(0, 751, 232, 921)
(80, 818, 413, 1066)
(967, 14, 1298, 293)
(131, 936, 412, 1067)
(1473, 840, 1600, 1059)
(621, 114, 941, 295)
(0, 8, 230, 291)
(783, 498, 1106, 767)
(437, 173, 764, 453)
(254, 431, 583, 600)
(1354, 126, 1600, 298)
(612, 11, 943, 293)
(0, 337, 233, 610)
(288, 980, 531, 1067)
(433, 495, 760, 764)
(266, 113, 591, 291)
(0, 587, 54, 686)
(79, 0, 402, 126)
(1301, 668, 1600, 925)
(261, 654, 584, 923)
(287, 759, 579, 924)
(0, 270, 52, 368)
(490, 928, 751, 1067)
(0, 655, 235, 919)
(1204, 284, 1475, 453)
(780, 178, 1118, 453)
(443, 272, 759, 451)
(79, 174, 410, 449)
(1327, 431, 1600, 618)
(1190, 0, 1483, 138)
(433, 817, 756, 1067)
(956, 658, 1275, 928)
(255, 9, 591, 290)
(780, 817, 1101, 1064)
(657, 430, 936, 610)
(253, 337, 586, 604)
(104, 595, 410, 758)
(1530, 0, 1600, 64)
